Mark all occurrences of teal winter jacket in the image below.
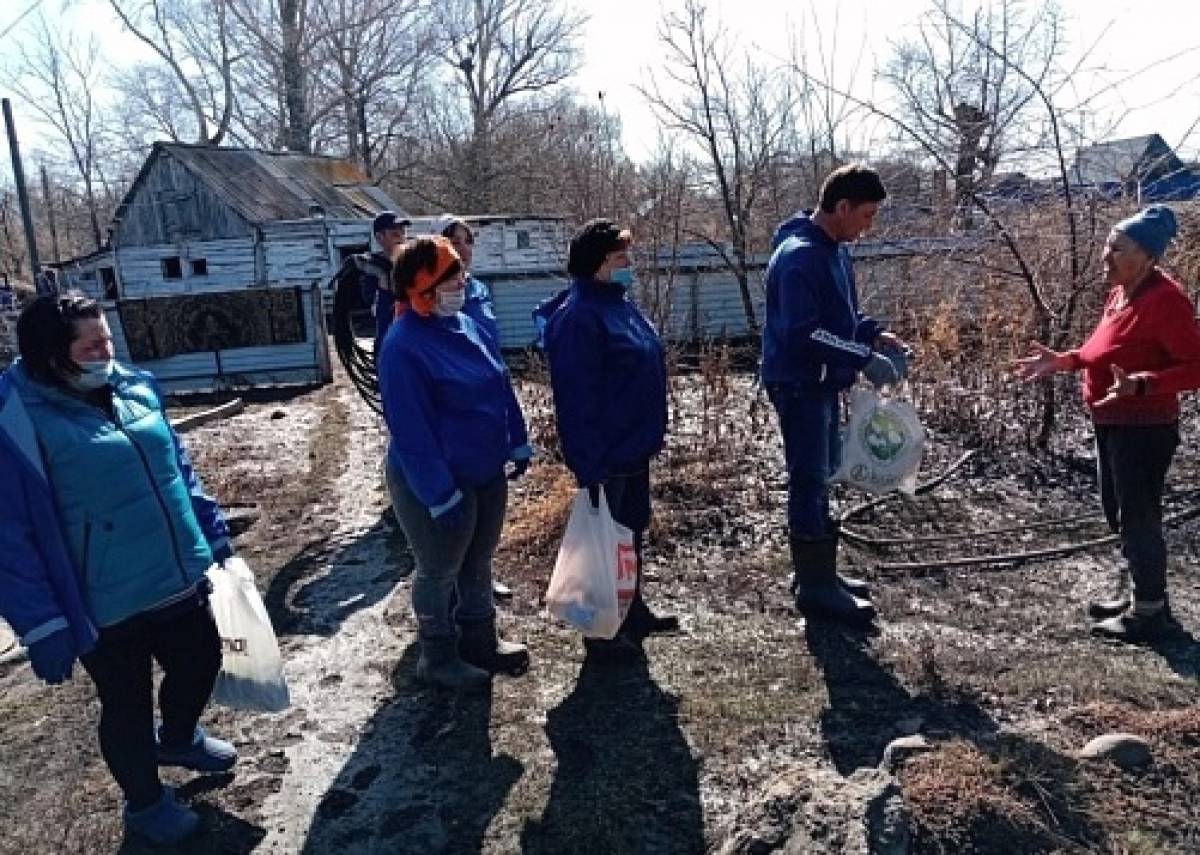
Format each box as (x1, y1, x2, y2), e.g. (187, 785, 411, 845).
(0, 360, 230, 645)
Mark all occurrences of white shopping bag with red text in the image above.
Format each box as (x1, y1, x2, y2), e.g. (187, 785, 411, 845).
(545, 487, 637, 639)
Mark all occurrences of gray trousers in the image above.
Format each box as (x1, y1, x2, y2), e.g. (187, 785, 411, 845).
(1096, 422, 1179, 604)
(386, 463, 507, 641)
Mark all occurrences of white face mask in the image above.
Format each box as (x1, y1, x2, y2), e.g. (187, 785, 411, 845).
(70, 359, 114, 391)
(434, 288, 466, 317)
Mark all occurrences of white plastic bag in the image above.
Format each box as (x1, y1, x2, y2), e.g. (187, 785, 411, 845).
(544, 487, 637, 639)
(832, 388, 925, 495)
(207, 556, 290, 712)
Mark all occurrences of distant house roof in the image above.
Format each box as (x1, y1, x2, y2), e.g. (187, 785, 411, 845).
(113, 142, 404, 229)
(1071, 134, 1186, 186)
(1070, 133, 1200, 201)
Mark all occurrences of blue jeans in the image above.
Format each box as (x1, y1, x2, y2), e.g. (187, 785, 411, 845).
(1096, 423, 1179, 603)
(386, 463, 507, 641)
(767, 385, 841, 538)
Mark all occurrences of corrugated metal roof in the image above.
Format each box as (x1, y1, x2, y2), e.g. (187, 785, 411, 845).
(119, 142, 406, 227)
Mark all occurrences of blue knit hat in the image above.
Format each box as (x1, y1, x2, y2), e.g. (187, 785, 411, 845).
(1114, 205, 1178, 258)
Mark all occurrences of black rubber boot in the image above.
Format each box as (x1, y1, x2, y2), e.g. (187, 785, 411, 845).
(1087, 595, 1131, 620)
(791, 535, 876, 625)
(458, 617, 530, 676)
(622, 564, 680, 641)
(825, 520, 872, 599)
(1088, 564, 1130, 620)
(1091, 603, 1178, 643)
(583, 633, 644, 666)
(416, 636, 491, 691)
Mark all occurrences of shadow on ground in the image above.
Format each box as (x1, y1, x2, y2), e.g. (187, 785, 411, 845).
(263, 516, 410, 638)
(299, 642, 522, 853)
(520, 654, 704, 855)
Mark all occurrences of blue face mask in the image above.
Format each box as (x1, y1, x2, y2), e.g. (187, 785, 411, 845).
(69, 359, 114, 391)
(609, 267, 634, 286)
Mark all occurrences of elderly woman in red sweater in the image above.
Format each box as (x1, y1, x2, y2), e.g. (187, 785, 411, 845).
(1017, 205, 1200, 642)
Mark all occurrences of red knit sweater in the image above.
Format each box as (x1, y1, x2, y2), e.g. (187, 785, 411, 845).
(1069, 269, 1200, 425)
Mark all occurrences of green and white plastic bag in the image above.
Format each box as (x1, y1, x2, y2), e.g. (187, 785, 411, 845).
(832, 388, 925, 495)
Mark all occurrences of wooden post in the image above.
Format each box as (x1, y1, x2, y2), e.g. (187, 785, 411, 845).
(2, 98, 42, 286)
(40, 165, 61, 263)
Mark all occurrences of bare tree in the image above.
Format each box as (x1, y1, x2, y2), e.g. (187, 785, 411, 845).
(642, 0, 799, 332)
(227, 0, 328, 152)
(6, 21, 112, 248)
(881, 0, 1060, 226)
(107, 0, 237, 145)
(1, 188, 27, 283)
(311, 0, 432, 176)
(435, 0, 587, 211)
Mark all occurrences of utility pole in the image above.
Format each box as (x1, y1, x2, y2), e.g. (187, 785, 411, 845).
(2, 98, 42, 287)
(40, 165, 61, 263)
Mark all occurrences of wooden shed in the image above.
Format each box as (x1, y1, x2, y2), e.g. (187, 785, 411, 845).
(55, 142, 405, 393)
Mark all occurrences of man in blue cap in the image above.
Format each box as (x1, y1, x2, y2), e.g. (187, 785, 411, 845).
(359, 211, 412, 352)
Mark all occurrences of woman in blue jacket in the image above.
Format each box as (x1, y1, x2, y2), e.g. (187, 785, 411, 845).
(536, 219, 679, 664)
(433, 215, 500, 345)
(0, 293, 238, 846)
(379, 237, 533, 691)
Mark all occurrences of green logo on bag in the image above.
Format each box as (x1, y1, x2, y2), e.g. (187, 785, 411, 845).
(861, 408, 910, 463)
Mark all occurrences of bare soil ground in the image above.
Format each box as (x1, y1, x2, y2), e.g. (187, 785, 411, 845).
(2, 361, 1198, 854)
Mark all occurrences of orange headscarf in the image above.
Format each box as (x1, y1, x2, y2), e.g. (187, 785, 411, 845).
(393, 236, 461, 318)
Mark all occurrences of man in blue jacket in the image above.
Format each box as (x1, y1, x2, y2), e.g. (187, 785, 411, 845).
(358, 210, 411, 352)
(762, 164, 906, 626)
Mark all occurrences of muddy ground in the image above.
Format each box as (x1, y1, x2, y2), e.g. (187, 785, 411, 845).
(1, 359, 1198, 854)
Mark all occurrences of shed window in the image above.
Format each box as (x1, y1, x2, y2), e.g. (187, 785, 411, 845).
(515, 230, 531, 250)
(190, 258, 208, 277)
(99, 267, 117, 300)
(161, 257, 183, 279)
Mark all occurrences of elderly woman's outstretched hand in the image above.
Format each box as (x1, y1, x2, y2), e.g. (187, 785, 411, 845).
(1014, 341, 1070, 382)
(1092, 364, 1143, 407)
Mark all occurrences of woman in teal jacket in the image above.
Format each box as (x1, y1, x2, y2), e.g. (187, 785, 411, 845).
(0, 293, 238, 846)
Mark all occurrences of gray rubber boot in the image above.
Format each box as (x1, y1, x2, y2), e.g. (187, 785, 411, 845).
(459, 617, 530, 676)
(791, 535, 876, 625)
(416, 636, 491, 691)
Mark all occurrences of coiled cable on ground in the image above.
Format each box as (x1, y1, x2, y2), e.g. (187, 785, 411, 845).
(330, 259, 383, 415)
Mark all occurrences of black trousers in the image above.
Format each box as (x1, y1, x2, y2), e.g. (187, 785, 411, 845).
(80, 601, 222, 809)
(603, 464, 653, 630)
(1095, 422, 1179, 604)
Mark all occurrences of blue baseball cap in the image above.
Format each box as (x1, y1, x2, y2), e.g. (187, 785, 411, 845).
(372, 211, 411, 234)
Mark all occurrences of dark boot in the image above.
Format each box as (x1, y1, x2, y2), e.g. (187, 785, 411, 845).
(1088, 595, 1131, 621)
(622, 566, 680, 640)
(791, 535, 876, 625)
(1091, 600, 1177, 643)
(1087, 564, 1130, 620)
(825, 519, 872, 599)
(583, 633, 644, 666)
(416, 636, 491, 691)
(458, 617, 530, 676)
